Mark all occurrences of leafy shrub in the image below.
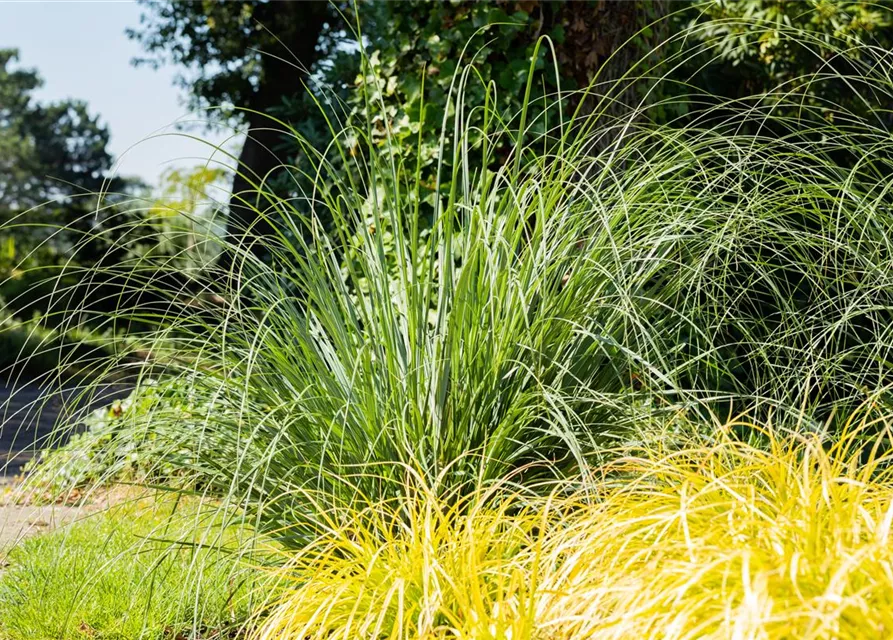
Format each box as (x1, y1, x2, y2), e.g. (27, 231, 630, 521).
(685, 0, 893, 114)
(22, 390, 147, 498)
(21, 378, 220, 500)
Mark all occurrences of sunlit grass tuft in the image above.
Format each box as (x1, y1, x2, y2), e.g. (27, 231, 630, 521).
(253, 469, 545, 640)
(256, 410, 893, 639)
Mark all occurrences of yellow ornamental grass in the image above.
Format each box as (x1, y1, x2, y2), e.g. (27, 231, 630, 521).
(535, 413, 893, 639)
(255, 412, 893, 639)
(253, 475, 545, 640)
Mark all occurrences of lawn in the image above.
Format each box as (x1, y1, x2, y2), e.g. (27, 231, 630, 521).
(0, 492, 266, 640)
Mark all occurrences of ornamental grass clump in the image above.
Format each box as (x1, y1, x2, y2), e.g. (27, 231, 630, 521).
(253, 470, 545, 640)
(255, 411, 893, 639)
(17, 24, 893, 547)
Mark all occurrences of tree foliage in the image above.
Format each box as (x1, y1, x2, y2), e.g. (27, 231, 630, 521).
(127, 1, 344, 120)
(682, 0, 893, 118)
(124, 0, 893, 266)
(0, 50, 151, 328)
(0, 50, 114, 213)
(127, 1, 666, 256)
(0, 49, 125, 295)
(128, 1, 349, 260)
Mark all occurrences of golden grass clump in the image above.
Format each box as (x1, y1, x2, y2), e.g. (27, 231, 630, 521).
(253, 473, 544, 640)
(256, 412, 893, 639)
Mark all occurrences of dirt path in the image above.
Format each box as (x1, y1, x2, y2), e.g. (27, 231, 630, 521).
(0, 379, 132, 563)
(0, 500, 82, 556)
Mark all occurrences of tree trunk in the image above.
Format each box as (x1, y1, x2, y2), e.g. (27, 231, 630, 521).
(224, 112, 287, 265)
(221, 3, 329, 275)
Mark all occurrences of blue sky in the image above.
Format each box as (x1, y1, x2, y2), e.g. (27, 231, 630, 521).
(0, 1, 237, 186)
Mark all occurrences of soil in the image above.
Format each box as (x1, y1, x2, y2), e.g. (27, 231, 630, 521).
(0, 496, 83, 557)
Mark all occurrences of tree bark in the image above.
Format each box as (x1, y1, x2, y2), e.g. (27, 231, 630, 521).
(225, 112, 287, 264)
(221, 3, 329, 274)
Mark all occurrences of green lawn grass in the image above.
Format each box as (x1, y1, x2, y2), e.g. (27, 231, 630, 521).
(0, 494, 265, 639)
